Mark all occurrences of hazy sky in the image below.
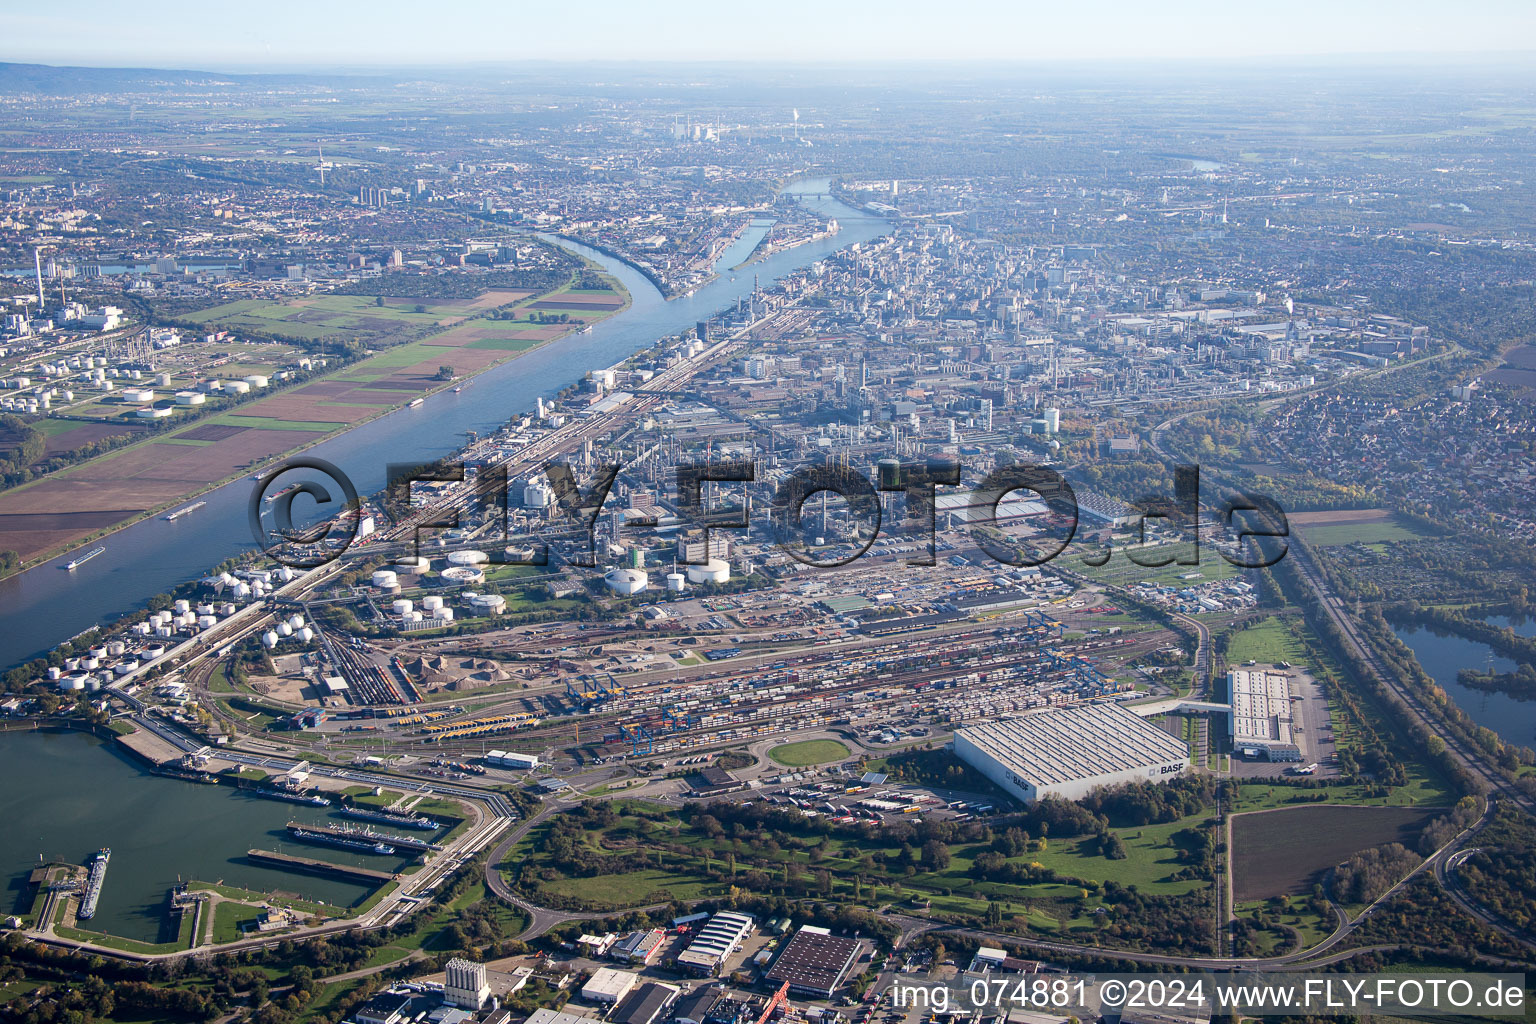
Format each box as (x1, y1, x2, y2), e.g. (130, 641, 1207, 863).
(3, 0, 1534, 68)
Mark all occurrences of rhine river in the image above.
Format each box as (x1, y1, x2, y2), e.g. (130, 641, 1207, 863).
(0, 180, 883, 671)
(0, 181, 883, 940)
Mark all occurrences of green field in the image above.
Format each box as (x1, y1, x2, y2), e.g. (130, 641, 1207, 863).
(538, 867, 721, 907)
(211, 901, 268, 943)
(1298, 516, 1431, 547)
(1068, 546, 1236, 587)
(186, 295, 465, 342)
(768, 739, 850, 766)
(1226, 616, 1308, 665)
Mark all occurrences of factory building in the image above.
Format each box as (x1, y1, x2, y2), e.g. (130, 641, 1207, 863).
(1228, 666, 1302, 761)
(675, 911, 755, 975)
(581, 967, 638, 1004)
(444, 957, 490, 1010)
(485, 749, 541, 770)
(765, 926, 862, 999)
(611, 982, 680, 1024)
(953, 703, 1189, 803)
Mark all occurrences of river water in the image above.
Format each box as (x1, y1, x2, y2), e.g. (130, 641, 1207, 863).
(1392, 615, 1536, 748)
(0, 181, 884, 941)
(0, 179, 884, 671)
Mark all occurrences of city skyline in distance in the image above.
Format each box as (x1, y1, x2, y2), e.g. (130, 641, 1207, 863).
(2, 0, 1535, 69)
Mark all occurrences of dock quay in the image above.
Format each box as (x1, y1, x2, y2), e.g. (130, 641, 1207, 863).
(285, 820, 443, 852)
(247, 850, 394, 884)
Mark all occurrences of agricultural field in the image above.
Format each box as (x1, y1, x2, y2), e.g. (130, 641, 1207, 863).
(1294, 512, 1431, 547)
(1230, 804, 1436, 901)
(182, 290, 532, 344)
(0, 274, 626, 567)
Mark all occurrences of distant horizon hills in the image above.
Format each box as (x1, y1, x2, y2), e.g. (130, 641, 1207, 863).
(2, 53, 1536, 95)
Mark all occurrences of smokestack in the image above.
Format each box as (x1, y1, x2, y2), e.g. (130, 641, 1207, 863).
(34, 247, 45, 308)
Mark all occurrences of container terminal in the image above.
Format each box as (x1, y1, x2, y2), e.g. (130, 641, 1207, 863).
(77, 848, 110, 920)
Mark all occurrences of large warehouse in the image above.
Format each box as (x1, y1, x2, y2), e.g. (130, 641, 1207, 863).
(1228, 666, 1302, 761)
(675, 911, 755, 975)
(765, 926, 862, 999)
(953, 702, 1190, 803)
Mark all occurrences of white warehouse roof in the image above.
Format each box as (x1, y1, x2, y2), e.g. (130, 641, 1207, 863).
(954, 702, 1189, 802)
(676, 911, 755, 972)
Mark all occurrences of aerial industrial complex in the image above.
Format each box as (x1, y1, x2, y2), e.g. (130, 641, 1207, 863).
(953, 703, 1191, 802)
(0, 30, 1532, 1024)
(1227, 666, 1302, 761)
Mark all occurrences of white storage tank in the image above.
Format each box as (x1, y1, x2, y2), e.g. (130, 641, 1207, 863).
(446, 549, 488, 567)
(686, 558, 730, 585)
(277, 622, 293, 636)
(371, 570, 398, 588)
(198, 614, 217, 628)
(392, 598, 413, 616)
(243, 374, 269, 388)
(405, 610, 423, 623)
(470, 593, 506, 615)
(433, 607, 454, 621)
(421, 595, 444, 612)
(288, 614, 305, 629)
(145, 644, 166, 659)
(155, 626, 174, 639)
(603, 568, 649, 595)
(666, 572, 687, 593)
(262, 630, 279, 648)
(298, 627, 314, 642)
(173, 600, 190, 614)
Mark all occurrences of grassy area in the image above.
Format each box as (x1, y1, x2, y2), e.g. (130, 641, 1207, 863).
(211, 901, 268, 944)
(52, 913, 195, 955)
(1068, 547, 1236, 587)
(189, 880, 339, 917)
(1225, 616, 1307, 665)
(1298, 516, 1431, 547)
(538, 867, 721, 907)
(768, 739, 850, 766)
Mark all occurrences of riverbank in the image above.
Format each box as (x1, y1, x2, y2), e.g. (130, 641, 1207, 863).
(0, 268, 631, 582)
(0, 184, 887, 673)
(734, 223, 840, 270)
